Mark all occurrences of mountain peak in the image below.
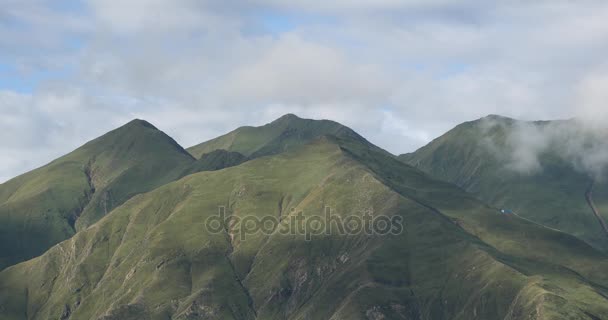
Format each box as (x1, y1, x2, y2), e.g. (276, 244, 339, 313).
(480, 114, 515, 122)
(78, 118, 179, 154)
(274, 113, 302, 122)
(269, 113, 312, 127)
(123, 118, 158, 130)
(187, 114, 361, 159)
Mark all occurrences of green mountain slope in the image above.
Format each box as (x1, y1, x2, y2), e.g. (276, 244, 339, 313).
(0, 114, 382, 271)
(186, 113, 371, 159)
(1, 133, 607, 320)
(182, 150, 249, 176)
(399, 115, 608, 251)
(0, 120, 198, 270)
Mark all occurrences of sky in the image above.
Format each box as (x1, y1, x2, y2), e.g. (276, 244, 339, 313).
(1, 0, 608, 182)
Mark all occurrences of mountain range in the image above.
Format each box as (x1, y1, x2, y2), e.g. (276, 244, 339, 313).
(0, 114, 607, 320)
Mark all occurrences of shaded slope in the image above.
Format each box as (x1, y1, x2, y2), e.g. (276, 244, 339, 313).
(182, 149, 249, 176)
(399, 115, 608, 251)
(69, 120, 198, 229)
(0, 120, 196, 270)
(1, 137, 608, 320)
(186, 113, 374, 160)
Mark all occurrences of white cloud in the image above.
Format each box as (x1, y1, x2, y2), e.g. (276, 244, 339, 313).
(0, 88, 129, 180)
(2, 0, 608, 182)
(86, 0, 238, 34)
(222, 34, 392, 106)
(577, 70, 608, 126)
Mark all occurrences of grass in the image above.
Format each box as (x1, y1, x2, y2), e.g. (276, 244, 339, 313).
(186, 113, 368, 159)
(1, 131, 607, 319)
(400, 116, 608, 252)
(0, 119, 244, 270)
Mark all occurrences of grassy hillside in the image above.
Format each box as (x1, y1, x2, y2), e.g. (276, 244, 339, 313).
(1, 135, 607, 320)
(186, 113, 372, 159)
(0, 114, 384, 271)
(0, 120, 198, 270)
(399, 115, 608, 251)
(182, 150, 249, 176)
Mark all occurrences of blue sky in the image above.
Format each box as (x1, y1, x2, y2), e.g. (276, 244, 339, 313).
(1, 0, 608, 182)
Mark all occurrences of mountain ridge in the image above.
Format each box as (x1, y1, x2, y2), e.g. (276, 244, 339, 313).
(399, 115, 608, 251)
(1, 115, 608, 319)
(186, 113, 374, 160)
(1, 128, 608, 319)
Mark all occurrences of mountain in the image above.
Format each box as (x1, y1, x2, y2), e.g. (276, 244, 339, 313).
(186, 113, 372, 159)
(0, 120, 198, 270)
(182, 150, 249, 176)
(1, 124, 607, 319)
(399, 115, 608, 251)
(0, 114, 374, 271)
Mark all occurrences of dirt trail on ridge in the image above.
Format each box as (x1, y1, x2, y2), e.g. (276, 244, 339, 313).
(586, 181, 608, 238)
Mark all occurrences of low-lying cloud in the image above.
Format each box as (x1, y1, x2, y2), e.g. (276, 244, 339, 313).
(482, 116, 608, 181)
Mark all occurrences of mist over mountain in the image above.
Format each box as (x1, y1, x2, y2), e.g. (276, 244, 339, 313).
(479, 116, 608, 180)
(401, 115, 608, 252)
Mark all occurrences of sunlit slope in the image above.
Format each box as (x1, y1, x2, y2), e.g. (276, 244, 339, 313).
(399, 115, 608, 251)
(1, 137, 607, 320)
(0, 113, 384, 271)
(0, 120, 195, 269)
(186, 113, 371, 159)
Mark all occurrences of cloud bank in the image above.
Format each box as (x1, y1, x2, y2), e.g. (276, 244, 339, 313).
(1, 0, 608, 181)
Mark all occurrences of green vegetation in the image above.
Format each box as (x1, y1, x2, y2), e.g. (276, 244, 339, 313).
(0, 120, 245, 270)
(0, 115, 608, 320)
(400, 115, 608, 251)
(186, 113, 372, 159)
(182, 150, 249, 175)
(1, 117, 607, 319)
